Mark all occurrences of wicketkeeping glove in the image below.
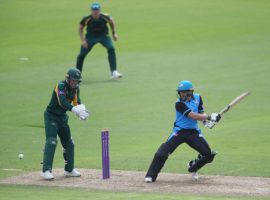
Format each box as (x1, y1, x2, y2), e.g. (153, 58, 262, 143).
(78, 110, 90, 120)
(71, 105, 82, 117)
(72, 104, 89, 120)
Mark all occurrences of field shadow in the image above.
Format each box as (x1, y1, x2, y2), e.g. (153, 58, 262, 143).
(82, 79, 123, 85)
(22, 124, 44, 129)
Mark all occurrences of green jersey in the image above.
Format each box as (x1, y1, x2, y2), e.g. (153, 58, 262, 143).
(80, 13, 112, 37)
(46, 80, 81, 116)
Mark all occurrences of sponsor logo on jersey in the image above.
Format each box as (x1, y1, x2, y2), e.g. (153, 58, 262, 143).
(58, 90, 65, 95)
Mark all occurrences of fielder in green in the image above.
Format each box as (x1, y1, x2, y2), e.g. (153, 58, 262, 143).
(76, 2, 123, 79)
(41, 68, 89, 180)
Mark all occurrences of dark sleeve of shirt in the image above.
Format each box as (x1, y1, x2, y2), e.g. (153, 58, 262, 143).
(101, 13, 112, 22)
(55, 82, 73, 111)
(80, 16, 89, 26)
(175, 102, 191, 116)
(198, 96, 204, 113)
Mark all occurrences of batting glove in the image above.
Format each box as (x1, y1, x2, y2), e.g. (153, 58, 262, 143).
(208, 113, 221, 122)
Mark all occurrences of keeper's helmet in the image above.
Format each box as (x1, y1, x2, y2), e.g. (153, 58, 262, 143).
(176, 80, 193, 92)
(66, 68, 82, 82)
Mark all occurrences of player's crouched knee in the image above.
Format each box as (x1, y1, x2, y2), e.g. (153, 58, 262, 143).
(107, 47, 115, 53)
(205, 151, 217, 163)
(46, 137, 57, 146)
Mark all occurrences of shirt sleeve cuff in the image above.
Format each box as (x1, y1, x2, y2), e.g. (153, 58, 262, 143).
(68, 105, 73, 111)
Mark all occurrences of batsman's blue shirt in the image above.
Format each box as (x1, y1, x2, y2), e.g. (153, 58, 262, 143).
(168, 93, 204, 140)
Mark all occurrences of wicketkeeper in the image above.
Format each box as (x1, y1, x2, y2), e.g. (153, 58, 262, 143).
(145, 80, 221, 183)
(41, 68, 89, 180)
(76, 2, 122, 79)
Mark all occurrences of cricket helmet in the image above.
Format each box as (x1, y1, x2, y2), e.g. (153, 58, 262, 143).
(177, 80, 193, 91)
(91, 2, 101, 10)
(66, 68, 82, 82)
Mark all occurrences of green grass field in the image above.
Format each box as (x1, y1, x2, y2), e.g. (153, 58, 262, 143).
(2, 185, 269, 200)
(1, 0, 270, 199)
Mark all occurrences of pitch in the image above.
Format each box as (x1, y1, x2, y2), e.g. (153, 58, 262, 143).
(1, 168, 270, 197)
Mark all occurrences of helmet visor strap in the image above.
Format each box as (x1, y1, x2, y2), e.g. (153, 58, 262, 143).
(179, 90, 193, 94)
(186, 90, 193, 97)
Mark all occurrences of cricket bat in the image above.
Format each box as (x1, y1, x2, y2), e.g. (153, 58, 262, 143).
(207, 91, 250, 129)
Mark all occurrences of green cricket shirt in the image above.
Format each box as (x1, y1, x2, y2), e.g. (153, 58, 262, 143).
(46, 80, 81, 116)
(80, 13, 112, 37)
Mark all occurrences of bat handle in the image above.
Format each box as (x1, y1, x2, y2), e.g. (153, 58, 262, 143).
(205, 121, 216, 129)
(220, 105, 231, 116)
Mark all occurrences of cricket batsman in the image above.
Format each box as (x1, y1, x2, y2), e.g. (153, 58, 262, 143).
(145, 80, 221, 183)
(76, 2, 123, 79)
(41, 68, 89, 180)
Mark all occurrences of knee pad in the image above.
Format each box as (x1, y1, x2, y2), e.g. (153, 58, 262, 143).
(155, 143, 171, 159)
(205, 151, 216, 163)
(188, 151, 216, 172)
(46, 137, 57, 146)
(196, 151, 216, 164)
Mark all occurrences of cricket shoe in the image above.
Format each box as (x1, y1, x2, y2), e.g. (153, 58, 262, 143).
(64, 168, 81, 177)
(187, 161, 199, 181)
(144, 177, 153, 183)
(111, 70, 123, 79)
(41, 170, 54, 180)
(191, 172, 199, 181)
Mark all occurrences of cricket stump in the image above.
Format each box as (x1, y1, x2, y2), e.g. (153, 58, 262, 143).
(101, 129, 110, 179)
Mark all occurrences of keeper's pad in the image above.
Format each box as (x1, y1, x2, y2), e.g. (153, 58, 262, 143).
(63, 138, 74, 172)
(42, 137, 58, 172)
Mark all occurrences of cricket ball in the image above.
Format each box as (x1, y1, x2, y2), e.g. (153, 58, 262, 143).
(18, 154, 24, 160)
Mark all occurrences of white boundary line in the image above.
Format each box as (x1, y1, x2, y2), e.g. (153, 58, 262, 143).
(2, 169, 23, 172)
